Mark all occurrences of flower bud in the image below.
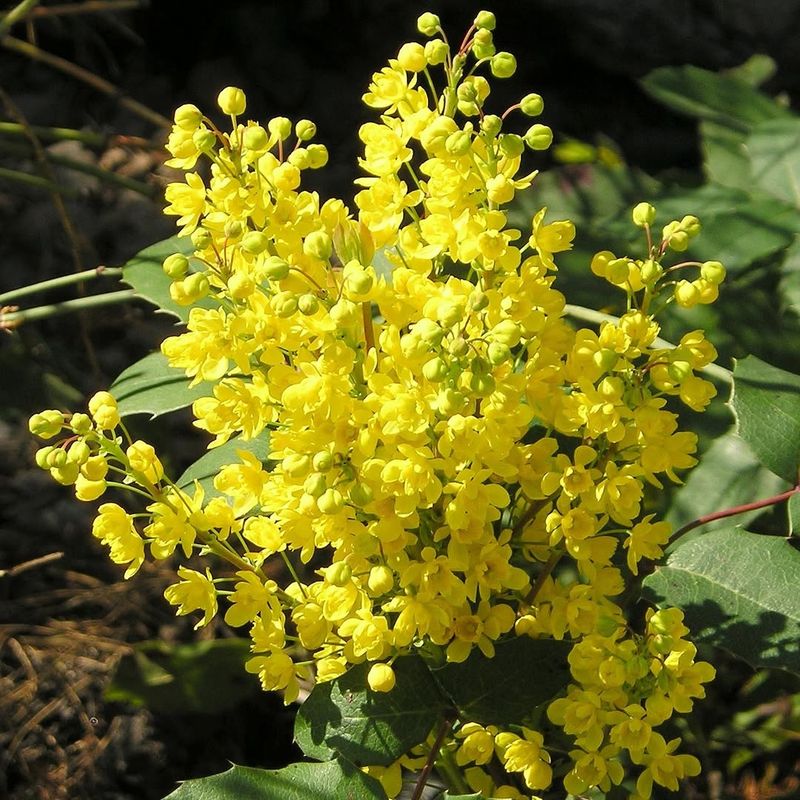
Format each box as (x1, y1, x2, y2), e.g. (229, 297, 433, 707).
(368, 565, 394, 595)
(75, 474, 106, 502)
(283, 453, 311, 477)
(487, 341, 511, 365)
(520, 93, 544, 116)
(191, 227, 211, 249)
(88, 392, 119, 430)
(700, 260, 726, 285)
(349, 482, 374, 506)
(67, 440, 91, 465)
(490, 319, 522, 347)
(330, 299, 359, 326)
(640, 258, 662, 284)
(50, 462, 79, 486)
(304, 472, 327, 497)
(174, 103, 202, 130)
(445, 130, 472, 157)
(424, 39, 448, 65)
(263, 256, 291, 280)
(632, 202, 656, 227)
(81, 455, 108, 481)
(35, 446, 55, 469)
(470, 371, 496, 397)
(423, 357, 449, 383)
(243, 124, 268, 151)
(163, 253, 190, 279)
(499, 133, 525, 158)
(324, 561, 352, 587)
(317, 487, 345, 515)
(127, 440, 164, 483)
(368, 663, 396, 693)
(217, 86, 246, 116)
(241, 231, 269, 255)
(481, 114, 502, 137)
(307, 143, 329, 168)
(397, 42, 426, 72)
(606, 258, 630, 285)
(490, 52, 517, 78)
(298, 293, 320, 315)
(674, 280, 700, 308)
(312, 451, 334, 473)
(417, 12, 440, 36)
(486, 174, 514, 204)
(271, 291, 298, 318)
(29, 410, 64, 439)
(303, 230, 333, 261)
(524, 124, 553, 151)
(268, 116, 292, 141)
(192, 128, 216, 152)
(474, 10, 496, 30)
(224, 219, 244, 241)
(295, 119, 317, 141)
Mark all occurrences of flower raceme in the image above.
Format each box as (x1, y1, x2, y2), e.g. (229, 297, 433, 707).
(30, 10, 720, 799)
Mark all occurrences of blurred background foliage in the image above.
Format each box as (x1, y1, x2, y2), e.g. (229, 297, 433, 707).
(4, 1, 800, 798)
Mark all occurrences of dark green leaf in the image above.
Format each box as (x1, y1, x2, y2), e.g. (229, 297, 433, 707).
(641, 65, 790, 132)
(163, 760, 386, 800)
(731, 355, 800, 483)
(643, 528, 800, 674)
(748, 119, 800, 206)
(105, 639, 255, 714)
(432, 638, 572, 726)
(177, 435, 271, 499)
(294, 655, 445, 766)
(666, 433, 788, 538)
(109, 351, 210, 419)
(122, 235, 213, 321)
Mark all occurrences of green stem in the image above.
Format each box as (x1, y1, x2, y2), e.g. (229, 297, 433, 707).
(1, 289, 135, 328)
(1, 36, 171, 129)
(0, 266, 123, 304)
(0, 0, 41, 36)
(563, 303, 733, 385)
(0, 121, 161, 150)
(436, 745, 471, 795)
(0, 139, 157, 196)
(0, 165, 76, 196)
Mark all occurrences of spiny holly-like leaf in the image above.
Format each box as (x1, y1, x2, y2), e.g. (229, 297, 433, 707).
(163, 760, 386, 800)
(641, 65, 790, 131)
(294, 655, 446, 766)
(666, 432, 788, 538)
(643, 528, 800, 674)
(177, 435, 271, 500)
(432, 637, 572, 726)
(110, 351, 209, 419)
(731, 355, 800, 483)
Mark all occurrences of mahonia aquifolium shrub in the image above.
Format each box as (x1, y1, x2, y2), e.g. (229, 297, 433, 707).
(30, 11, 726, 799)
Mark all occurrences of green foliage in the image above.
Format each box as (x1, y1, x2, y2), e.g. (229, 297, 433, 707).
(432, 638, 572, 726)
(176, 435, 270, 499)
(643, 528, 800, 674)
(295, 655, 446, 766)
(105, 639, 256, 715)
(162, 761, 386, 800)
(110, 351, 209, 419)
(732, 355, 800, 483)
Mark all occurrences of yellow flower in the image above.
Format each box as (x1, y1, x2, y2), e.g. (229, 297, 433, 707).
(164, 566, 218, 629)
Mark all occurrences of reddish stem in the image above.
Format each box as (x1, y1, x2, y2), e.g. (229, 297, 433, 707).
(411, 715, 454, 800)
(673, 485, 800, 541)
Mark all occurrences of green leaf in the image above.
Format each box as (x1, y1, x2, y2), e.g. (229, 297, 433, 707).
(725, 54, 778, 89)
(655, 185, 800, 273)
(731, 355, 800, 483)
(748, 119, 800, 206)
(294, 655, 445, 766)
(788, 493, 800, 536)
(109, 351, 209, 419)
(700, 121, 751, 191)
(432, 638, 572, 726)
(105, 639, 256, 714)
(163, 760, 386, 800)
(778, 237, 800, 316)
(122, 235, 213, 321)
(641, 65, 790, 132)
(177, 435, 271, 499)
(666, 433, 788, 537)
(643, 528, 800, 674)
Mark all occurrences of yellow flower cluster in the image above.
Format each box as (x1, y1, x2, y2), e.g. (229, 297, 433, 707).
(30, 10, 721, 798)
